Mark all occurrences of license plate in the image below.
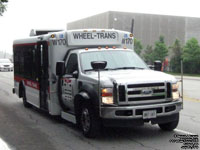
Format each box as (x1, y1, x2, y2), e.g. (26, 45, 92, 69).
(143, 110, 157, 119)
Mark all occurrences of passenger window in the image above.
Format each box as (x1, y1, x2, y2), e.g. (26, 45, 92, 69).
(66, 54, 78, 74)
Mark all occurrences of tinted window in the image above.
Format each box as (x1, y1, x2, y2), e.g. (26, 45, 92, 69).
(66, 54, 78, 74)
(13, 45, 38, 80)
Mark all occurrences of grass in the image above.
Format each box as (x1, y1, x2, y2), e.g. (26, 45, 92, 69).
(165, 72, 200, 77)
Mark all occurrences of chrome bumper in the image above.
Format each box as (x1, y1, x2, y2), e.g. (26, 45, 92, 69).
(101, 100, 182, 119)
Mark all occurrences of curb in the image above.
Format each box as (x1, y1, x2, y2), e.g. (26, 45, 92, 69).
(175, 76, 200, 81)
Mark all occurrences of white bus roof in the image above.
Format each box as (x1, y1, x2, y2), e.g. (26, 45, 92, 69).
(66, 29, 133, 47)
(13, 29, 133, 49)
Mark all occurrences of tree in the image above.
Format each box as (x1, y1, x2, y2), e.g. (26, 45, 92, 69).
(152, 35, 168, 62)
(143, 45, 154, 65)
(182, 38, 200, 74)
(0, 0, 8, 16)
(134, 38, 143, 56)
(170, 39, 182, 73)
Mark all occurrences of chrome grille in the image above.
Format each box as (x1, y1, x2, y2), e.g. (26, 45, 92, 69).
(118, 82, 172, 105)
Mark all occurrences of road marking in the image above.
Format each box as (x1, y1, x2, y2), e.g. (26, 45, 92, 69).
(183, 95, 200, 102)
(177, 82, 200, 102)
(0, 138, 11, 150)
(175, 129, 197, 135)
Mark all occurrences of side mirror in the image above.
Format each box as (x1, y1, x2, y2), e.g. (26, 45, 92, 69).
(91, 61, 107, 70)
(148, 65, 154, 70)
(72, 70, 78, 78)
(56, 61, 65, 76)
(154, 60, 162, 71)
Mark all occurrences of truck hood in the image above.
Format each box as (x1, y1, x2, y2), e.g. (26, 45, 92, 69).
(0, 63, 13, 66)
(86, 69, 177, 86)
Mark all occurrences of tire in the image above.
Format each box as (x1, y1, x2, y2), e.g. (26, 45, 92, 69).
(80, 101, 100, 138)
(158, 114, 179, 131)
(22, 89, 32, 108)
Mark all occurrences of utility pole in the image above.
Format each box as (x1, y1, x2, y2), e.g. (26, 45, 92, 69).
(4, 49, 6, 58)
(131, 19, 134, 34)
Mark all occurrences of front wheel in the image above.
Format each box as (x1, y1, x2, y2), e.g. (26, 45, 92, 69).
(158, 113, 179, 131)
(80, 101, 100, 138)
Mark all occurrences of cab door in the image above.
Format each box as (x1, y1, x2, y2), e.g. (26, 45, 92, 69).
(61, 53, 79, 112)
(37, 41, 49, 110)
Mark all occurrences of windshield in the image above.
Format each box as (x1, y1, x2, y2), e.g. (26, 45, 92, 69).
(0, 59, 11, 63)
(80, 50, 148, 71)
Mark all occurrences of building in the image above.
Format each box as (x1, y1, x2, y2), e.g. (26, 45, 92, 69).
(67, 11, 200, 48)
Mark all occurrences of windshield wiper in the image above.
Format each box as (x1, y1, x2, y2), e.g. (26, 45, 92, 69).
(84, 67, 144, 72)
(113, 67, 144, 70)
(84, 68, 115, 72)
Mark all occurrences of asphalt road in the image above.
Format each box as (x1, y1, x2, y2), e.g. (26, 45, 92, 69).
(0, 72, 199, 150)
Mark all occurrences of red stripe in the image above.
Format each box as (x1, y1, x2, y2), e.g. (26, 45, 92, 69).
(14, 75, 40, 90)
(13, 43, 37, 48)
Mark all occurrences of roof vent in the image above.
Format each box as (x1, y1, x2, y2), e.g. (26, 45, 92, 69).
(30, 29, 64, 37)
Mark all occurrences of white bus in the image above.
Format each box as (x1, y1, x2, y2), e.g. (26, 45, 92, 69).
(13, 29, 182, 138)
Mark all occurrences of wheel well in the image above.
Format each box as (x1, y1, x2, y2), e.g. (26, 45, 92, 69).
(19, 81, 24, 98)
(74, 94, 89, 125)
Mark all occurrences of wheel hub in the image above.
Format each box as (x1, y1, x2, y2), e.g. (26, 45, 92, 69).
(81, 108, 91, 132)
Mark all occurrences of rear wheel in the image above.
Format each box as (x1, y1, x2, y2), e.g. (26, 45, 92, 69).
(80, 101, 100, 138)
(22, 89, 32, 108)
(158, 113, 179, 131)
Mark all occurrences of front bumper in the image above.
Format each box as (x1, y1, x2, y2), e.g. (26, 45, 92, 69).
(101, 100, 182, 119)
(0, 67, 13, 71)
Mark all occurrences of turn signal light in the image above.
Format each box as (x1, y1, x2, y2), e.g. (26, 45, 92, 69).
(51, 34, 55, 38)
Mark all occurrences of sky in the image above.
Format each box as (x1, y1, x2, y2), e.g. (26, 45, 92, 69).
(1, 0, 200, 55)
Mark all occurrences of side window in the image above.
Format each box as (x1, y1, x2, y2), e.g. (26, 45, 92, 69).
(66, 54, 78, 74)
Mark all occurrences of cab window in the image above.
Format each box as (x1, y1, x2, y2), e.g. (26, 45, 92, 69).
(66, 54, 78, 74)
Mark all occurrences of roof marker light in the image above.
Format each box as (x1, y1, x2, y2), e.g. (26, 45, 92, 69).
(105, 46, 109, 49)
(130, 33, 133, 37)
(123, 46, 127, 49)
(112, 46, 116, 49)
(85, 48, 89, 50)
(93, 30, 96, 32)
(98, 47, 101, 50)
(101, 30, 105, 32)
(51, 34, 55, 38)
(83, 30, 88, 32)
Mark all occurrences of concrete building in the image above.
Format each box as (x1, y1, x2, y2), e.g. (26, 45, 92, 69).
(67, 11, 200, 48)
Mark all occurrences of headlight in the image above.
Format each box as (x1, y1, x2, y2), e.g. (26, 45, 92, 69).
(172, 83, 180, 100)
(101, 88, 113, 104)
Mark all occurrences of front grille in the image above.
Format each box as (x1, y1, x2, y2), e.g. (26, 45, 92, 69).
(129, 95, 165, 101)
(118, 82, 172, 104)
(127, 83, 164, 88)
(166, 82, 172, 98)
(118, 85, 126, 102)
(4, 65, 9, 67)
